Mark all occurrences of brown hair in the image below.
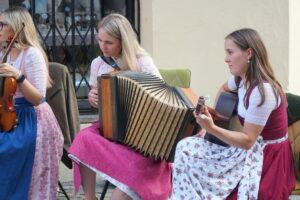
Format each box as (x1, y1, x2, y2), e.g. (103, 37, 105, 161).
(226, 28, 282, 106)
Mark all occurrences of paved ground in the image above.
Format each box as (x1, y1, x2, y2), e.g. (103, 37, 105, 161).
(57, 163, 300, 200)
(57, 162, 114, 200)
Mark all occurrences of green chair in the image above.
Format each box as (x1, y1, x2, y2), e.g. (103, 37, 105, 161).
(159, 68, 191, 88)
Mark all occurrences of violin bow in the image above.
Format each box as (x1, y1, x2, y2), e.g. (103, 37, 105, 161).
(2, 22, 25, 63)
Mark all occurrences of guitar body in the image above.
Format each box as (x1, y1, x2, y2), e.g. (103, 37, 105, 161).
(204, 92, 239, 146)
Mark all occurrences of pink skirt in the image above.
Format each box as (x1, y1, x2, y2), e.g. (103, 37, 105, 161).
(69, 122, 172, 200)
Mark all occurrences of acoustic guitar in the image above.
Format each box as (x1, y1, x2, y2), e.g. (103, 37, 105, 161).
(197, 92, 240, 146)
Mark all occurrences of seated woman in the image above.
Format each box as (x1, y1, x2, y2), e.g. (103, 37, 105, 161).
(171, 28, 295, 200)
(0, 7, 63, 200)
(68, 13, 172, 200)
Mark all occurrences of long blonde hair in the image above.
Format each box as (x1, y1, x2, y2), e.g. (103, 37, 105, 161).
(98, 13, 147, 71)
(1, 7, 52, 87)
(225, 28, 282, 106)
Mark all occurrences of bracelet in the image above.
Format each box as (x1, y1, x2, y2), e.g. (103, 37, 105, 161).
(16, 74, 26, 83)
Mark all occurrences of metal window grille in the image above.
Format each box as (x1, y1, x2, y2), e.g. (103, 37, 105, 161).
(6, 0, 140, 113)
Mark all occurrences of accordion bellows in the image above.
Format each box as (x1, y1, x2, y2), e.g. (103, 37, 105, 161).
(98, 71, 196, 160)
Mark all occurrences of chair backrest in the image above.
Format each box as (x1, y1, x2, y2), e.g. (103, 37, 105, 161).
(287, 93, 300, 126)
(286, 93, 300, 182)
(46, 62, 80, 169)
(159, 68, 191, 88)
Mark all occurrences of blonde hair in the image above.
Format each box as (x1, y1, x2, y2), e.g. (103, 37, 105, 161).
(225, 28, 282, 106)
(1, 7, 52, 87)
(98, 13, 147, 71)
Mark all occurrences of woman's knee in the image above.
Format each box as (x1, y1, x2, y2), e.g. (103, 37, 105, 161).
(110, 188, 132, 200)
(176, 137, 195, 152)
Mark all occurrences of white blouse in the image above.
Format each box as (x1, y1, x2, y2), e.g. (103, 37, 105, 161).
(227, 75, 281, 126)
(5, 47, 48, 98)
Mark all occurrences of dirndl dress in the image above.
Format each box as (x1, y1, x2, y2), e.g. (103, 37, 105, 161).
(0, 97, 37, 200)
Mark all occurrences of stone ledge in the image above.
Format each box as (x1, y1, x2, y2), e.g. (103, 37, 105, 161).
(80, 114, 98, 124)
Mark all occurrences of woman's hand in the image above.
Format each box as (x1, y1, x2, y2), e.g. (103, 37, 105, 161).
(193, 106, 215, 133)
(196, 128, 207, 138)
(88, 87, 98, 108)
(0, 63, 21, 78)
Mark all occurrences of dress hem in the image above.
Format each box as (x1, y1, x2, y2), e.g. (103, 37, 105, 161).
(69, 154, 142, 200)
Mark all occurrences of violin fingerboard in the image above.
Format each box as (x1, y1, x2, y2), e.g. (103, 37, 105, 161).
(0, 77, 4, 96)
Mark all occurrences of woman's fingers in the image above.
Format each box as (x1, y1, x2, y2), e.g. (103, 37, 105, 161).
(197, 128, 207, 138)
(193, 107, 215, 132)
(0, 63, 20, 78)
(88, 97, 98, 108)
(88, 88, 99, 108)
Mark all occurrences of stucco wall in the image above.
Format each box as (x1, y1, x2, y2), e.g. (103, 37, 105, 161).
(289, 0, 300, 94)
(140, 0, 294, 104)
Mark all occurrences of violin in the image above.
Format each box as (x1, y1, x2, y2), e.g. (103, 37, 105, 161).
(0, 23, 25, 132)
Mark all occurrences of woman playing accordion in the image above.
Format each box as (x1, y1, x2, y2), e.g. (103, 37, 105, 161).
(69, 13, 172, 200)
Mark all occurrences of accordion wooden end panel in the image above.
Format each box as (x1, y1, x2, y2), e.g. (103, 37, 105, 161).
(98, 76, 114, 138)
(97, 71, 198, 161)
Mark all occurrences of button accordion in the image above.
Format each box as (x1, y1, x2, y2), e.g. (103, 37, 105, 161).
(97, 71, 198, 161)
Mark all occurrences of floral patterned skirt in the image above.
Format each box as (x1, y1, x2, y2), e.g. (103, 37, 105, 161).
(171, 136, 247, 200)
(28, 102, 64, 200)
(171, 135, 295, 200)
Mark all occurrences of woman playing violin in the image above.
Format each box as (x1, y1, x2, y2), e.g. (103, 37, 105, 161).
(0, 7, 63, 200)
